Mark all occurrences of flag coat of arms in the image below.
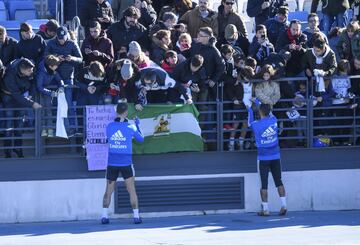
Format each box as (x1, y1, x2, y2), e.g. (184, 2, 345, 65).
(128, 104, 203, 154)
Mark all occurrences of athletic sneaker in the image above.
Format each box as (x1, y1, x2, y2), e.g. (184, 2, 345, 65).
(133, 217, 142, 224)
(279, 207, 287, 216)
(257, 210, 270, 216)
(101, 217, 110, 224)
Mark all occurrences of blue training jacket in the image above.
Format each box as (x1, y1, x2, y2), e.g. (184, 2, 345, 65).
(106, 118, 144, 167)
(248, 108, 280, 160)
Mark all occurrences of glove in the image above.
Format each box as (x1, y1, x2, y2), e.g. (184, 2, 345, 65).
(313, 69, 325, 77)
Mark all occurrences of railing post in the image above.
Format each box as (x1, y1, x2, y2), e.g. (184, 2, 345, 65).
(217, 85, 224, 151)
(34, 108, 42, 158)
(307, 78, 314, 148)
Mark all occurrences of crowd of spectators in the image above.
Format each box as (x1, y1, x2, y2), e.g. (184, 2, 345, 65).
(0, 0, 360, 157)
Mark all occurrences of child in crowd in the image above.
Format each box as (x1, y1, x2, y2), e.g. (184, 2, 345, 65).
(249, 25, 274, 67)
(160, 50, 178, 73)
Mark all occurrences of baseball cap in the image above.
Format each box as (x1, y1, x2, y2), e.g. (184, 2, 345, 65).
(56, 26, 68, 40)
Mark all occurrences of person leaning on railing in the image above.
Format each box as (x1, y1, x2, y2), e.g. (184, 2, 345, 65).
(1, 58, 42, 158)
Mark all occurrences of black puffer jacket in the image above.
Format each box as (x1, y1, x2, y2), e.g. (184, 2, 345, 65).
(189, 41, 225, 84)
(170, 58, 207, 90)
(0, 36, 18, 66)
(247, 0, 287, 26)
(16, 32, 46, 65)
(80, 0, 114, 32)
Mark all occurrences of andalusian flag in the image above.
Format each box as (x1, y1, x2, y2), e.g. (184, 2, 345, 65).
(128, 104, 203, 154)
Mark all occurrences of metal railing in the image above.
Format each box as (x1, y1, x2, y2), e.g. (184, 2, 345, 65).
(0, 76, 359, 158)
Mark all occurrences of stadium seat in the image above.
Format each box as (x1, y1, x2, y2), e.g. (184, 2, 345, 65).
(288, 11, 308, 22)
(0, 1, 8, 21)
(286, 0, 298, 12)
(25, 18, 48, 33)
(0, 20, 21, 40)
(7, 1, 36, 21)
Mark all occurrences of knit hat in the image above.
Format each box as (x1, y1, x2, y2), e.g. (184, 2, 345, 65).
(224, 24, 238, 41)
(121, 59, 134, 80)
(128, 41, 142, 57)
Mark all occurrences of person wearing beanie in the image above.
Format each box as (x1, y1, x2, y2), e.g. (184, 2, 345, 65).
(81, 21, 114, 67)
(107, 6, 149, 59)
(218, 23, 249, 56)
(127, 41, 142, 59)
(17, 22, 47, 65)
(217, 0, 248, 46)
(264, 6, 289, 45)
(101, 101, 144, 225)
(37, 19, 60, 41)
(105, 58, 140, 104)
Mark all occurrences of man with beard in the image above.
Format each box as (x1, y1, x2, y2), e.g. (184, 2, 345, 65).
(81, 21, 114, 67)
(179, 0, 218, 38)
(107, 6, 149, 59)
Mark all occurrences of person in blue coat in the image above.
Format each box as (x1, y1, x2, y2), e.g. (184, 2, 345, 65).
(101, 102, 144, 225)
(248, 100, 287, 216)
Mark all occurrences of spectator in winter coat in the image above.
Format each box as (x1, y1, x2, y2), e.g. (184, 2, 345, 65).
(149, 12, 177, 38)
(303, 13, 328, 48)
(247, 0, 287, 26)
(134, 0, 157, 28)
(81, 0, 114, 37)
(17, 22, 47, 66)
(336, 22, 359, 60)
(174, 32, 192, 59)
(107, 6, 149, 59)
(249, 25, 275, 67)
(264, 6, 289, 46)
(275, 19, 308, 76)
(151, 30, 172, 66)
(179, 0, 218, 38)
(311, 0, 350, 35)
(0, 26, 18, 66)
(36, 19, 60, 42)
(1, 58, 41, 158)
(127, 41, 156, 69)
(134, 67, 192, 110)
(160, 50, 179, 74)
(217, 0, 247, 43)
(255, 64, 281, 107)
(36, 55, 64, 137)
(350, 22, 360, 58)
(189, 27, 225, 101)
(45, 26, 83, 133)
(81, 21, 114, 67)
(105, 58, 140, 104)
(217, 23, 249, 56)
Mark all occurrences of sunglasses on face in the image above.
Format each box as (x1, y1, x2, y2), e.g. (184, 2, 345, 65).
(225, 2, 234, 5)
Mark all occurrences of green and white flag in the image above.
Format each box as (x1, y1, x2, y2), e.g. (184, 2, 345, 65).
(128, 104, 203, 154)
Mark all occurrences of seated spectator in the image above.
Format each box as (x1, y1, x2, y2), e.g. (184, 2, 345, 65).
(17, 22, 47, 65)
(36, 55, 64, 137)
(127, 41, 156, 69)
(275, 19, 307, 76)
(264, 6, 289, 46)
(76, 61, 107, 106)
(134, 67, 192, 110)
(134, 0, 157, 29)
(249, 25, 275, 66)
(190, 27, 225, 101)
(217, 0, 248, 44)
(160, 50, 179, 73)
(179, 0, 218, 38)
(1, 58, 41, 158)
(80, 0, 114, 37)
(37, 19, 60, 42)
(218, 24, 249, 56)
(81, 21, 114, 67)
(105, 58, 140, 104)
(337, 22, 359, 61)
(254, 64, 280, 107)
(0, 25, 18, 66)
(107, 6, 149, 59)
(151, 30, 173, 65)
(311, 0, 350, 35)
(303, 13, 328, 48)
(174, 32, 192, 58)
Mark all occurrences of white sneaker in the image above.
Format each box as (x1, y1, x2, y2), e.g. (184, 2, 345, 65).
(228, 143, 235, 151)
(41, 129, 48, 137)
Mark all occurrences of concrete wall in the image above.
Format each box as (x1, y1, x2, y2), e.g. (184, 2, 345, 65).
(1, 169, 360, 223)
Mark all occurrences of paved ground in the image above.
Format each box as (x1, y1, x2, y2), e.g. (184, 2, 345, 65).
(0, 211, 359, 245)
